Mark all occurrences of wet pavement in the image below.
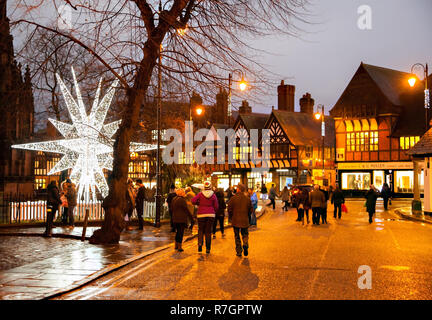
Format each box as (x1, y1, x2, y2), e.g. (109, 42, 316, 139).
(0, 204, 266, 300)
(0, 223, 195, 300)
(54, 198, 432, 300)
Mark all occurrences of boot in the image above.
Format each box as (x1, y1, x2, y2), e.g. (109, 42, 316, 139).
(178, 242, 184, 252)
(175, 242, 179, 250)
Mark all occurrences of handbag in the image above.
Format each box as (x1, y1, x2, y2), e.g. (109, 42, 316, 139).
(341, 203, 348, 213)
(298, 203, 304, 209)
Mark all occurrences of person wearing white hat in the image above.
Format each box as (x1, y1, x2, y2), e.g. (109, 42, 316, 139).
(191, 181, 219, 253)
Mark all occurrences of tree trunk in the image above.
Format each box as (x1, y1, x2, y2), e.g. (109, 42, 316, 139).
(90, 43, 159, 244)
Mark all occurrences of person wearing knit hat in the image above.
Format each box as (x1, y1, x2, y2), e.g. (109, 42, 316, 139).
(192, 180, 219, 253)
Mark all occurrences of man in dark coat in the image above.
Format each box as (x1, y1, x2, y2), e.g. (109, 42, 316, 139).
(166, 184, 177, 232)
(365, 185, 379, 223)
(381, 183, 392, 210)
(213, 189, 226, 238)
(44, 180, 62, 237)
(331, 186, 345, 219)
(228, 184, 252, 257)
(309, 185, 325, 225)
(135, 179, 146, 230)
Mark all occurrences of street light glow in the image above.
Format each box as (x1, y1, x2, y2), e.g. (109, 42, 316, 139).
(239, 77, 247, 91)
(195, 106, 203, 115)
(408, 77, 417, 87)
(314, 112, 322, 120)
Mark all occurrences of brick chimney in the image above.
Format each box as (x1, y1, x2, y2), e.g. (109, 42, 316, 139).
(277, 80, 295, 112)
(299, 92, 314, 115)
(239, 100, 252, 114)
(215, 87, 228, 124)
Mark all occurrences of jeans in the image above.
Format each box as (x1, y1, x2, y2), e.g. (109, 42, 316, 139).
(368, 211, 374, 223)
(267, 198, 275, 209)
(212, 216, 225, 234)
(174, 223, 186, 243)
(233, 227, 249, 255)
(61, 207, 68, 224)
(283, 201, 289, 211)
(383, 197, 389, 210)
(137, 204, 144, 229)
(334, 203, 342, 219)
(312, 207, 321, 225)
(198, 217, 215, 249)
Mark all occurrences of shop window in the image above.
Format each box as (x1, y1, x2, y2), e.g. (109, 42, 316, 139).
(400, 136, 420, 150)
(346, 131, 378, 152)
(395, 171, 413, 193)
(341, 172, 371, 190)
(373, 170, 384, 191)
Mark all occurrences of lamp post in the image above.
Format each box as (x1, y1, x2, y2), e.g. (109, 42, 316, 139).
(408, 63, 429, 130)
(408, 63, 429, 213)
(314, 104, 325, 185)
(154, 43, 163, 228)
(228, 70, 247, 126)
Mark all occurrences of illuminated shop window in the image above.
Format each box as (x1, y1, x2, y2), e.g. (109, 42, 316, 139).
(346, 131, 378, 152)
(400, 136, 420, 150)
(395, 171, 413, 193)
(341, 172, 371, 190)
(35, 178, 46, 190)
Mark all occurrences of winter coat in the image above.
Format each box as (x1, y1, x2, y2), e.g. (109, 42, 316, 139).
(365, 189, 379, 214)
(65, 183, 77, 207)
(191, 190, 218, 218)
(228, 192, 252, 228)
(166, 192, 177, 214)
(280, 188, 290, 201)
(215, 191, 226, 217)
(269, 187, 277, 200)
(136, 186, 146, 209)
(185, 190, 196, 216)
(381, 185, 391, 199)
(172, 196, 194, 224)
(331, 189, 345, 205)
(261, 186, 268, 194)
(47, 183, 61, 207)
(296, 191, 310, 210)
(309, 190, 325, 208)
(250, 192, 258, 210)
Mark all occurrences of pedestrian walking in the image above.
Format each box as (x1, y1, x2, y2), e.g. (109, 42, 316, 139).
(365, 185, 379, 223)
(171, 188, 194, 252)
(248, 188, 258, 227)
(166, 184, 177, 232)
(44, 180, 62, 237)
(228, 184, 252, 257)
(64, 179, 77, 228)
(260, 184, 268, 201)
(213, 189, 226, 238)
(185, 186, 196, 229)
(267, 184, 277, 210)
(331, 186, 345, 219)
(60, 179, 69, 225)
(280, 186, 290, 212)
(192, 181, 218, 254)
(320, 186, 329, 224)
(125, 178, 136, 231)
(309, 185, 325, 225)
(135, 179, 146, 230)
(381, 183, 391, 210)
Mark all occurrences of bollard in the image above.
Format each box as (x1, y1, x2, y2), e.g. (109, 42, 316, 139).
(81, 208, 90, 241)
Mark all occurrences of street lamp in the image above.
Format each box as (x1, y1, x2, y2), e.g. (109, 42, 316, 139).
(408, 63, 429, 130)
(314, 104, 325, 184)
(155, 43, 163, 228)
(228, 70, 247, 126)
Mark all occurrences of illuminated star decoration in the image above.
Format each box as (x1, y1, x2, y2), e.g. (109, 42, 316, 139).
(13, 67, 160, 202)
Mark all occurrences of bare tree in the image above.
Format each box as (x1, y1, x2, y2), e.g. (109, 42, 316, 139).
(10, 0, 310, 244)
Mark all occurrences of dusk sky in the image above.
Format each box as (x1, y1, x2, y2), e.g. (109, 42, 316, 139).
(250, 0, 432, 115)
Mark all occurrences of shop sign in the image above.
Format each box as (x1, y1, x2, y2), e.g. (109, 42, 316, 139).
(337, 162, 414, 170)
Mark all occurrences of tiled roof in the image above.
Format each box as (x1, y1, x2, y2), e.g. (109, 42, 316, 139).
(407, 127, 432, 156)
(237, 113, 269, 130)
(271, 110, 335, 147)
